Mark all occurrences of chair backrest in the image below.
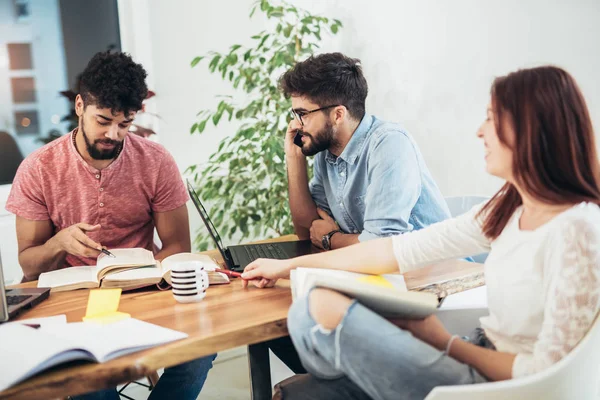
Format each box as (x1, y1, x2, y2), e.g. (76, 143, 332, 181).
(445, 196, 489, 263)
(445, 196, 489, 218)
(425, 314, 600, 400)
(0, 132, 24, 185)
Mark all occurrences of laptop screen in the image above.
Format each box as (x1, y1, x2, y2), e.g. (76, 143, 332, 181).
(186, 180, 230, 264)
(0, 251, 8, 322)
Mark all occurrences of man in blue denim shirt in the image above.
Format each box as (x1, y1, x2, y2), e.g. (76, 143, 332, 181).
(280, 53, 450, 250)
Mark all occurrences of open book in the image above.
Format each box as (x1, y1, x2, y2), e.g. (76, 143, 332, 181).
(0, 318, 187, 392)
(38, 249, 230, 292)
(291, 268, 440, 319)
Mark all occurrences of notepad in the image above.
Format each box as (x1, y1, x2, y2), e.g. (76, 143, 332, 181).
(82, 288, 130, 324)
(290, 268, 439, 319)
(38, 250, 230, 292)
(0, 318, 188, 392)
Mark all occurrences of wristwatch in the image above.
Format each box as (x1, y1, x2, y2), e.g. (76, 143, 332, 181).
(322, 229, 342, 250)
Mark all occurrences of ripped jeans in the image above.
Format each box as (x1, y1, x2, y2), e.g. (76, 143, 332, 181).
(286, 293, 489, 400)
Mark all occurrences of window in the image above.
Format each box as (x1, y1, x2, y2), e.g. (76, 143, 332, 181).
(7, 43, 33, 70)
(10, 77, 36, 103)
(13, 0, 31, 23)
(14, 110, 39, 135)
(0, 0, 120, 169)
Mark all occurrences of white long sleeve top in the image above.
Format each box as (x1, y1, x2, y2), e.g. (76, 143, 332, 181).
(392, 202, 600, 378)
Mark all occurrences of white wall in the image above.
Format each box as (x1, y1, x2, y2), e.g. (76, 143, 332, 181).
(121, 0, 600, 241)
(310, 0, 600, 197)
(141, 0, 268, 173)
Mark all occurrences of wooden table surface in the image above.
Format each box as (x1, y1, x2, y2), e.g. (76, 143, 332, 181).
(0, 236, 484, 400)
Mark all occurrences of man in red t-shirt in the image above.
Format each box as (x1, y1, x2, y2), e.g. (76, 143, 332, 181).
(6, 51, 214, 400)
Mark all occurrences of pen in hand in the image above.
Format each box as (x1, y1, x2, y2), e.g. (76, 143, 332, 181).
(100, 248, 116, 258)
(214, 268, 243, 278)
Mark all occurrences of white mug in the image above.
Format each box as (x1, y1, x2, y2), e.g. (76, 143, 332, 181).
(171, 260, 209, 303)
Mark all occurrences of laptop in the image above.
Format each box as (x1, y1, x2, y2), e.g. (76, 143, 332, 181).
(187, 181, 316, 272)
(0, 251, 50, 322)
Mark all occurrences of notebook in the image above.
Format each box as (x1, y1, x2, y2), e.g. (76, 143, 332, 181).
(291, 268, 440, 319)
(0, 318, 187, 392)
(37, 249, 230, 292)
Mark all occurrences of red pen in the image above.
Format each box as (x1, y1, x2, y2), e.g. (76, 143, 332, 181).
(214, 268, 243, 278)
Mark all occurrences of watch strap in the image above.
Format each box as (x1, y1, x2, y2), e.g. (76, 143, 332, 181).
(323, 229, 342, 250)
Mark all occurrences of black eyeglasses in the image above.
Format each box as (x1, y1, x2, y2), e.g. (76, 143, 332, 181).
(290, 105, 342, 126)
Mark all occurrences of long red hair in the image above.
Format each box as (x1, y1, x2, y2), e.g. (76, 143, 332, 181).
(478, 66, 600, 239)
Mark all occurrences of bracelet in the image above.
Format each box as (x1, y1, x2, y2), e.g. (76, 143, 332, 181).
(443, 334, 460, 357)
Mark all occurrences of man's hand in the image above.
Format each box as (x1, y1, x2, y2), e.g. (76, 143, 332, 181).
(309, 208, 339, 249)
(284, 120, 305, 159)
(50, 223, 103, 259)
(241, 258, 292, 289)
(390, 315, 453, 351)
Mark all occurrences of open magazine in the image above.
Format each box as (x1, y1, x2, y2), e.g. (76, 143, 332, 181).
(291, 268, 440, 319)
(38, 249, 230, 292)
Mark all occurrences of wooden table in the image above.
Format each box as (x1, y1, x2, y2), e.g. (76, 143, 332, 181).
(0, 236, 484, 400)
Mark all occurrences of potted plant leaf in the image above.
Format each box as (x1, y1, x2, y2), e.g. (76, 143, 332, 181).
(188, 0, 342, 250)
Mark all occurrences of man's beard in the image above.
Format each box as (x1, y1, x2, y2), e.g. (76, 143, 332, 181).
(81, 120, 123, 160)
(298, 121, 336, 157)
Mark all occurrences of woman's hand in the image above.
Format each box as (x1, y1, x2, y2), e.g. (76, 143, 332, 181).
(241, 258, 293, 288)
(391, 315, 453, 351)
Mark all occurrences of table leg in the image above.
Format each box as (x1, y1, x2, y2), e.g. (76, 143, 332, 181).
(248, 342, 272, 400)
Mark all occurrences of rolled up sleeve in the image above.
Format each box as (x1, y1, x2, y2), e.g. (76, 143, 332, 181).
(308, 155, 331, 215)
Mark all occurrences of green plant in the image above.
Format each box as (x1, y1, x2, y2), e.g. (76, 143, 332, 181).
(188, 0, 342, 251)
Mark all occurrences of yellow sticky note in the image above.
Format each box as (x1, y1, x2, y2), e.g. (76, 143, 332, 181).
(83, 288, 130, 324)
(356, 275, 394, 289)
(83, 312, 130, 324)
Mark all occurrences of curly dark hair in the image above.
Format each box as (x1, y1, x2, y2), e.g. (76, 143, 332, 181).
(79, 51, 148, 116)
(279, 53, 368, 121)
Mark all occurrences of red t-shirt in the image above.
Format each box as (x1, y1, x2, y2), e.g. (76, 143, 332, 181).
(6, 130, 189, 269)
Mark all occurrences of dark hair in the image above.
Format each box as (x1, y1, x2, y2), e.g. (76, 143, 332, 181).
(79, 51, 148, 116)
(279, 52, 368, 121)
(478, 66, 600, 239)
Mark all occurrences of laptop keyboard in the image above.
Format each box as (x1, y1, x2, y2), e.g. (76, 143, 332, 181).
(244, 244, 287, 261)
(7, 294, 32, 306)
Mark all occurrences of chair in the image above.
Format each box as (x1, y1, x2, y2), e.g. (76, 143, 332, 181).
(444, 196, 489, 263)
(444, 196, 489, 216)
(425, 313, 600, 399)
(0, 132, 24, 186)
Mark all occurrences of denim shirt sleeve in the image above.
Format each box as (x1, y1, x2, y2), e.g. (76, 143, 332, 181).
(359, 130, 422, 242)
(308, 155, 332, 215)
